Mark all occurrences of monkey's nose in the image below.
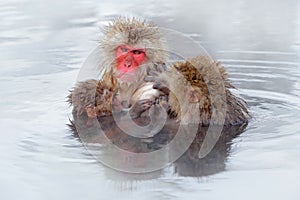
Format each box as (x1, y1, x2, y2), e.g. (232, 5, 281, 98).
(124, 61, 132, 68)
(124, 57, 133, 68)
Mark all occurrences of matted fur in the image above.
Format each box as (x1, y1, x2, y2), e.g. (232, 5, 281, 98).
(100, 17, 168, 73)
(67, 77, 118, 117)
(68, 17, 168, 117)
(156, 56, 250, 126)
(68, 18, 250, 126)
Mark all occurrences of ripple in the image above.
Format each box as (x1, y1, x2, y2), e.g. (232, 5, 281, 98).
(218, 50, 297, 56)
(242, 89, 300, 108)
(219, 59, 300, 66)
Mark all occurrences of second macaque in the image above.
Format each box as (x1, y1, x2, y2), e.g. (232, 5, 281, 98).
(145, 56, 251, 126)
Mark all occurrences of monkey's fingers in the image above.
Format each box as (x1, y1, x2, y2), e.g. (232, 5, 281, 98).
(85, 105, 98, 118)
(144, 65, 166, 83)
(153, 83, 170, 95)
(143, 76, 157, 83)
(153, 63, 167, 73)
(129, 99, 153, 119)
(188, 87, 201, 103)
(146, 67, 160, 77)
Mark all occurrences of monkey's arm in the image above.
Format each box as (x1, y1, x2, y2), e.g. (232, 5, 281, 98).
(67, 79, 154, 120)
(67, 79, 115, 118)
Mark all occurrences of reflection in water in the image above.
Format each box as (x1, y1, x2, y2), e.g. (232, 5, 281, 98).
(68, 114, 247, 179)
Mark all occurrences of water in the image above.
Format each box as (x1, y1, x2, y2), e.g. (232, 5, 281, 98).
(1, 0, 300, 199)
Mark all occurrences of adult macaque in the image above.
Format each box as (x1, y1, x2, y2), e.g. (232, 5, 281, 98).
(68, 17, 167, 120)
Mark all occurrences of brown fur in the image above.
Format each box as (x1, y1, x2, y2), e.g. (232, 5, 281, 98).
(67, 75, 118, 117)
(155, 56, 250, 126)
(68, 17, 250, 126)
(68, 17, 167, 117)
(100, 17, 168, 69)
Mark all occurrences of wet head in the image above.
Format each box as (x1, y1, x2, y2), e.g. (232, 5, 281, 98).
(100, 17, 167, 82)
(115, 44, 147, 75)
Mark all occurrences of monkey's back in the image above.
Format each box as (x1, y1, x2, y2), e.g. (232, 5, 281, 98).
(169, 56, 250, 126)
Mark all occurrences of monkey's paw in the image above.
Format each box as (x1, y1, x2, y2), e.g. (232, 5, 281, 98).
(129, 99, 153, 119)
(144, 63, 170, 96)
(85, 105, 98, 119)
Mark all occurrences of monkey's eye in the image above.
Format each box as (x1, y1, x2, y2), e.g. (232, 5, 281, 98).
(121, 47, 129, 52)
(132, 50, 143, 54)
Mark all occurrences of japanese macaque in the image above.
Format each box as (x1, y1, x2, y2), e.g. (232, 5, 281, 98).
(145, 56, 250, 126)
(67, 17, 168, 119)
(68, 17, 250, 126)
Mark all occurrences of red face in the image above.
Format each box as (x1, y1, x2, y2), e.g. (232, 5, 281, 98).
(115, 45, 146, 75)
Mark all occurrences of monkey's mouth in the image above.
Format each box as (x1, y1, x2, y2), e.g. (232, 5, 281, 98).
(116, 62, 140, 73)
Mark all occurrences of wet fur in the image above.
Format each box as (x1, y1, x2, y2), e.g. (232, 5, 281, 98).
(153, 56, 250, 126)
(67, 76, 118, 117)
(68, 17, 250, 126)
(68, 17, 167, 117)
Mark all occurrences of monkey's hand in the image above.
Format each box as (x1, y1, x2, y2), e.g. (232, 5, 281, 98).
(68, 79, 115, 118)
(144, 63, 170, 96)
(128, 99, 153, 119)
(112, 95, 153, 119)
(188, 87, 201, 103)
(67, 79, 98, 117)
(85, 105, 101, 119)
